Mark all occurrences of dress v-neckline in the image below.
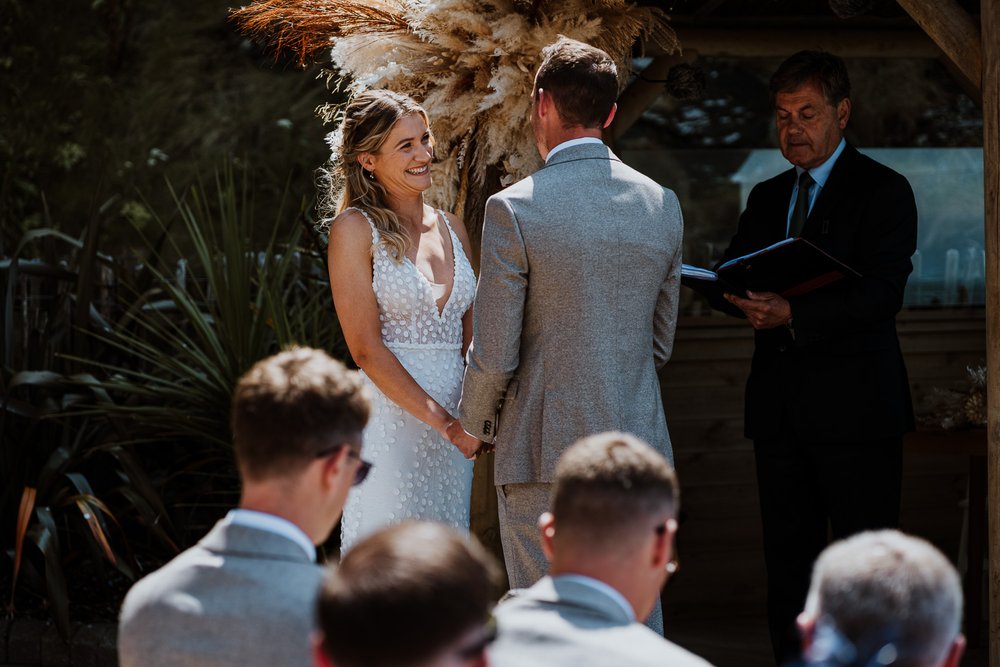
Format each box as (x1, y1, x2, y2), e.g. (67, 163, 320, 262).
(403, 212, 459, 318)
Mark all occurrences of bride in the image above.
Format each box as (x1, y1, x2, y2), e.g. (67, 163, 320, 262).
(323, 90, 482, 553)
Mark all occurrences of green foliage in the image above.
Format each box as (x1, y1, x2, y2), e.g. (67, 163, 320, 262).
(0, 0, 334, 256)
(3, 163, 346, 629)
(3, 225, 177, 634)
(75, 166, 345, 450)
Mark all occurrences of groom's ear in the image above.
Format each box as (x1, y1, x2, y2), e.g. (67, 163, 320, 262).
(602, 103, 617, 129)
(536, 88, 553, 118)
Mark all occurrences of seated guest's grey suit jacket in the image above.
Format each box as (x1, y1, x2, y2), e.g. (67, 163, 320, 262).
(118, 519, 324, 667)
(489, 577, 713, 667)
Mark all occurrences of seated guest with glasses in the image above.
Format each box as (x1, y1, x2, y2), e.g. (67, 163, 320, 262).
(488, 432, 713, 667)
(313, 521, 500, 667)
(119, 347, 372, 667)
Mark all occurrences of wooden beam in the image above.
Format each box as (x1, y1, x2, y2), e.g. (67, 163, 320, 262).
(611, 53, 695, 141)
(650, 26, 940, 59)
(896, 0, 982, 92)
(983, 0, 1000, 663)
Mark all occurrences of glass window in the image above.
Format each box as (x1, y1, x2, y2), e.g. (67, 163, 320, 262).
(616, 56, 984, 314)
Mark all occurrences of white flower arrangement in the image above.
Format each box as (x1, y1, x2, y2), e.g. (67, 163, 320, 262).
(232, 0, 678, 212)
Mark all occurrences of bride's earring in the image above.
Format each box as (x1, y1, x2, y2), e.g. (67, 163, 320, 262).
(366, 168, 375, 181)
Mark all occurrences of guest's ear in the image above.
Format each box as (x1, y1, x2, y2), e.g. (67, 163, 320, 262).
(796, 611, 816, 654)
(942, 634, 966, 667)
(651, 518, 676, 569)
(311, 632, 334, 667)
(538, 512, 556, 562)
(602, 102, 617, 129)
(320, 446, 352, 490)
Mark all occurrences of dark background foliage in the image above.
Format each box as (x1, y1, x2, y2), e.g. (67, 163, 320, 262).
(0, 0, 336, 253)
(1, 0, 346, 629)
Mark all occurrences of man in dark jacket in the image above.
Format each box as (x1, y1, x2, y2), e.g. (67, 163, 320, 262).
(719, 50, 917, 664)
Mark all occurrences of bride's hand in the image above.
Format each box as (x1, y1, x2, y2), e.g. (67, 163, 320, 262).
(444, 419, 483, 460)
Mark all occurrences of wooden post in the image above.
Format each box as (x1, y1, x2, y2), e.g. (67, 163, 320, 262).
(895, 0, 982, 96)
(984, 0, 1000, 662)
(611, 53, 694, 142)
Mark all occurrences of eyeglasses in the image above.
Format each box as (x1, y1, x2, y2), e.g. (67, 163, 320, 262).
(315, 443, 373, 486)
(453, 615, 497, 661)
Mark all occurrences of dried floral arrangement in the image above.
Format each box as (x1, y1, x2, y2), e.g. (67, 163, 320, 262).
(917, 365, 987, 430)
(231, 0, 678, 221)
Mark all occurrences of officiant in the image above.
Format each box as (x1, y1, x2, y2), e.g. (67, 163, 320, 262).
(716, 50, 917, 665)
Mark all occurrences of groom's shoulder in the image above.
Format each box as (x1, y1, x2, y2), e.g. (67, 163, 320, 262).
(487, 173, 537, 208)
(613, 162, 681, 211)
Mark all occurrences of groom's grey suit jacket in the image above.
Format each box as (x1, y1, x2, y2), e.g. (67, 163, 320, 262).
(460, 142, 683, 485)
(118, 519, 324, 667)
(489, 577, 713, 667)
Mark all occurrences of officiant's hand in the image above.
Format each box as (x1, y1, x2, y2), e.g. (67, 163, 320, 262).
(724, 291, 792, 330)
(444, 419, 482, 460)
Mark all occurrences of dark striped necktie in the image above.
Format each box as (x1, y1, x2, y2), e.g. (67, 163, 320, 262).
(789, 170, 815, 238)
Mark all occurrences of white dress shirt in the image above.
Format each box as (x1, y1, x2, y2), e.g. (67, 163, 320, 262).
(785, 137, 847, 235)
(545, 136, 604, 163)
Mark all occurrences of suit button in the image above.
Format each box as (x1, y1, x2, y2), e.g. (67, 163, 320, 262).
(777, 344, 788, 352)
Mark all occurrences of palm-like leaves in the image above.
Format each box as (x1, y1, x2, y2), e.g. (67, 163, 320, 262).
(73, 167, 344, 449)
(3, 162, 345, 632)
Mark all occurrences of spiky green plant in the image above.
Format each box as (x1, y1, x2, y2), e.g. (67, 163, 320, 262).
(63, 165, 342, 442)
(3, 222, 176, 636)
(3, 163, 347, 631)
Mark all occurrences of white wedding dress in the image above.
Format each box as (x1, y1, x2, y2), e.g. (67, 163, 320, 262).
(340, 208, 476, 554)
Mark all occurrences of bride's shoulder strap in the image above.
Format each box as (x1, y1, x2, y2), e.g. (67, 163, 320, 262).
(343, 206, 379, 244)
(437, 209, 466, 253)
(436, 208, 458, 237)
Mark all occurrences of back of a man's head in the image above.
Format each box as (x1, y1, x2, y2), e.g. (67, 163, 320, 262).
(535, 36, 619, 129)
(802, 530, 963, 667)
(315, 521, 500, 667)
(550, 432, 678, 558)
(231, 347, 369, 482)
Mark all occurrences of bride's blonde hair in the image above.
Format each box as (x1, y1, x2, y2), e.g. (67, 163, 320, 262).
(319, 90, 433, 261)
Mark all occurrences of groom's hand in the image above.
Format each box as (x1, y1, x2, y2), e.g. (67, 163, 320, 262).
(445, 419, 483, 460)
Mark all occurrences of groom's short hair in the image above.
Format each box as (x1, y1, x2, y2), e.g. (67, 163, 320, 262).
(535, 36, 619, 130)
(551, 432, 677, 551)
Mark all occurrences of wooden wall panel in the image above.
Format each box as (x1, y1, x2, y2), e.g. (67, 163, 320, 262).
(660, 310, 986, 624)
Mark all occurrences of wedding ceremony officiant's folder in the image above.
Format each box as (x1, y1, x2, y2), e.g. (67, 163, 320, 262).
(682, 237, 861, 313)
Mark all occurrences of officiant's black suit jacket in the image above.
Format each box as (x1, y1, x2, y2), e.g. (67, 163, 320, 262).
(720, 144, 917, 443)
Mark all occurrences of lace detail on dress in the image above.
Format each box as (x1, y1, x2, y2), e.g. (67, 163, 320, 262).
(339, 207, 476, 555)
(349, 207, 475, 350)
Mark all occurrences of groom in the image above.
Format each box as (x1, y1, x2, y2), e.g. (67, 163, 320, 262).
(458, 37, 684, 629)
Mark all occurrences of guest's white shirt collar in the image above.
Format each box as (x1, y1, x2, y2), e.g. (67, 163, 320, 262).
(797, 137, 846, 187)
(224, 509, 316, 562)
(545, 137, 604, 163)
(552, 574, 636, 622)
